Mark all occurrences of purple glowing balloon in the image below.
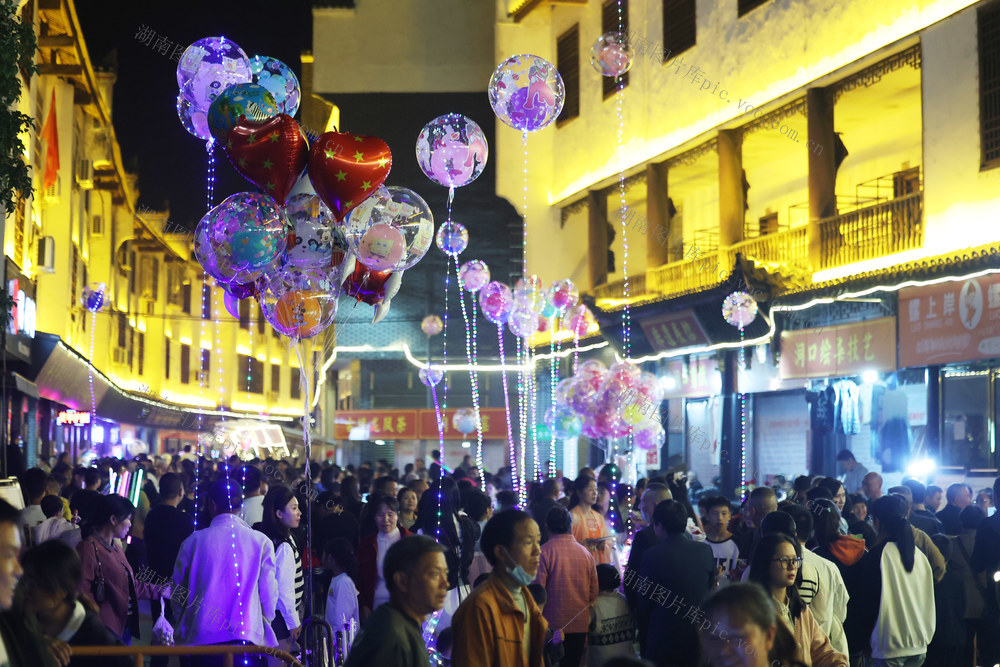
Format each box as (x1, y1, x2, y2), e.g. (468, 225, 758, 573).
(488, 55, 566, 133)
(223, 290, 241, 319)
(479, 281, 513, 324)
(416, 114, 488, 188)
(459, 259, 490, 292)
(177, 37, 252, 112)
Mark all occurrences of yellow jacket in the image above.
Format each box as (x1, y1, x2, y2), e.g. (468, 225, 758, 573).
(452, 572, 549, 667)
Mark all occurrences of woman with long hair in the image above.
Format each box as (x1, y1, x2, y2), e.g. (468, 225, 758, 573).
(859, 495, 936, 666)
(339, 476, 363, 519)
(357, 495, 410, 622)
(700, 583, 805, 667)
(569, 475, 613, 564)
(77, 495, 168, 644)
(257, 485, 304, 657)
(21, 540, 131, 667)
(747, 533, 847, 667)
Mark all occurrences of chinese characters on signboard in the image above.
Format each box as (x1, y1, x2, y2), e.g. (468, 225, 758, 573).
(899, 276, 1000, 367)
(333, 408, 510, 440)
(639, 310, 709, 352)
(778, 317, 896, 379)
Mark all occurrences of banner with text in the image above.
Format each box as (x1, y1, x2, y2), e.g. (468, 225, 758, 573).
(779, 317, 896, 379)
(899, 275, 1000, 367)
(334, 408, 510, 440)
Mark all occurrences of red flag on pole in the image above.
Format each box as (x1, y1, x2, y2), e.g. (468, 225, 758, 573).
(41, 89, 59, 191)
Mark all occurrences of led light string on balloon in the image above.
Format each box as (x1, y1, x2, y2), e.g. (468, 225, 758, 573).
(497, 322, 519, 500)
(454, 257, 485, 471)
(548, 321, 559, 477)
(723, 291, 759, 502)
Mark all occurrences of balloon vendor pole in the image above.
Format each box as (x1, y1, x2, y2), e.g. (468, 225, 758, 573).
(497, 323, 519, 501)
(454, 257, 485, 472)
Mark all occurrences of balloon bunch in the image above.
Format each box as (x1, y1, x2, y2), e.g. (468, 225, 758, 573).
(548, 359, 666, 450)
(476, 276, 584, 339)
(177, 36, 435, 336)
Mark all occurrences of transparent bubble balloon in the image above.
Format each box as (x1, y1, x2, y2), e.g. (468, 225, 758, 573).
(284, 193, 335, 269)
(567, 304, 592, 335)
(176, 94, 212, 142)
(257, 265, 338, 339)
(346, 186, 435, 272)
(415, 114, 488, 188)
(419, 366, 444, 387)
(513, 275, 545, 313)
(591, 32, 633, 77)
(421, 314, 443, 336)
(177, 37, 252, 112)
(507, 307, 539, 338)
(634, 420, 666, 450)
(479, 281, 513, 324)
(250, 55, 301, 117)
(549, 278, 579, 314)
(545, 405, 582, 440)
(453, 407, 478, 434)
(194, 192, 287, 285)
(435, 221, 469, 257)
(488, 55, 566, 133)
(459, 259, 490, 292)
(723, 291, 759, 329)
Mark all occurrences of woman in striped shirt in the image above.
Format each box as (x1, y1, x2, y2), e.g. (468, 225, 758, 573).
(258, 486, 304, 658)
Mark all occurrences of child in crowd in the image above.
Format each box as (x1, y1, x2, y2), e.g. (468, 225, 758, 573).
(34, 494, 81, 548)
(588, 563, 635, 665)
(698, 495, 739, 584)
(322, 538, 359, 637)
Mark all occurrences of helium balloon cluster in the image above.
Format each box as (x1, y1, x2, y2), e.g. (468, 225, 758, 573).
(177, 36, 435, 336)
(476, 276, 582, 339)
(549, 359, 665, 449)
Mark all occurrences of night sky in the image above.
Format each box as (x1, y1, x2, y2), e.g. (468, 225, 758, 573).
(76, 0, 313, 229)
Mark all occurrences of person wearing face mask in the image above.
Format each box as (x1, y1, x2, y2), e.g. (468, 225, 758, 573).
(77, 495, 170, 645)
(452, 510, 548, 667)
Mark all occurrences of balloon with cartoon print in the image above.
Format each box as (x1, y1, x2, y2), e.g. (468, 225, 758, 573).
(415, 114, 488, 188)
(488, 55, 565, 132)
(345, 186, 434, 272)
(284, 193, 335, 269)
(177, 37, 252, 112)
(193, 192, 286, 285)
(250, 55, 301, 117)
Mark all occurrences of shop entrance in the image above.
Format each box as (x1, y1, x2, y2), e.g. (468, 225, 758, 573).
(940, 368, 996, 471)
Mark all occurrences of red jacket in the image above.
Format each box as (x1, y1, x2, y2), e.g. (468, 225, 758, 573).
(357, 527, 410, 612)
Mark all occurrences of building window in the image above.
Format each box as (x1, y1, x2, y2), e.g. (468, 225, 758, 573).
(180, 344, 191, 384)
(557, 25, 580, 125)
(181, 283, 192, 314)
(271, 364, 280, 394)
(239, 298, 250, 330)
(138, 332, 144, 376)
(256, 303, 266, 335)
(128, 328, 134, 368)
(290, 368, 301, 399)
(70, 247, 79, 320)
(738, 0, 768, 16)
(201, 283, 211, 320)
(663, 0, 696, 59)
(165, 340, 171, 380)
(602, 0, 629, 98)
(981, 2, 1000, 168)
(239, 354, 264, 394)
(117, 313, 127, 348)
(201, 349, 210, 375)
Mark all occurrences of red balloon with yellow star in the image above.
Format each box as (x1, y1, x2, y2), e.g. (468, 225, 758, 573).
(307, 131, 392, 222)
(225, 114, 309, 203)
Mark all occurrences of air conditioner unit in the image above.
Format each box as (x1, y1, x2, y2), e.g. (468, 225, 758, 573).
(36, 237, 55, 273)
(91, 215, 104, 236)
(76, 159, 94, 189)
(112, 348, 127, 365)
(43, 178, 59, 202)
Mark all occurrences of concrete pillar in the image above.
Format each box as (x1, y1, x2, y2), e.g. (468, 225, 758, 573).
(807, 87, 836, 271)
(588, 190, 609, 288)
(646, 162, 676, 266)
(718, 130, 745, 249)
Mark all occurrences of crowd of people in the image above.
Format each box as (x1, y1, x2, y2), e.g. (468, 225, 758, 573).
(0, 447, 997, 667)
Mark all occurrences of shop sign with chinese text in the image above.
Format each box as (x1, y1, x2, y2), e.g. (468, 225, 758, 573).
(779, 317, 896, 379)
(899, 275, 1000, 367)
(639, 310, 709, 352)
(333, 408, 510, 440)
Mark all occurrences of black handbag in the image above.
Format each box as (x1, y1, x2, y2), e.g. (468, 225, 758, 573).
(91, 540, 107, 604)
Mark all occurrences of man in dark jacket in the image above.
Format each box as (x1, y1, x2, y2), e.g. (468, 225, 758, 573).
(970, 476, 1000, 666)
(938, 483, 973, 536)
(904, 479, 944, 536)
(637, 500, 715, 667)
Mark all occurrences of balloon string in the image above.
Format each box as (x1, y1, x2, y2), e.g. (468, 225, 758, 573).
(430, 383, 445, 540)
(498, 323, 518, 500)
(454, 255, 484, 470)
(549, 317, 557, 478)
(442, 259, 450, 416)
(446, 186, 455, 223)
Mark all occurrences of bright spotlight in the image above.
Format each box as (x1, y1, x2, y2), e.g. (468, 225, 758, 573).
(461, 441, 471, 449)
(374, 439, 386, 445)
(862, 370, 879, 384)
(906, 457, 936, 478)
(660, 376, 677, 391)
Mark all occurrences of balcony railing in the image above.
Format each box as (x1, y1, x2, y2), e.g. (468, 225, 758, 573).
(592, 192, 924, 307)
(818, 191, 923, 270)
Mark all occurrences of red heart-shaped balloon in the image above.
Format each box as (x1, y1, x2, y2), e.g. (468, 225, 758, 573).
(342, 264, 393, 306)
(307, 131, 392, 222)
(225, 114, 308, 203)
